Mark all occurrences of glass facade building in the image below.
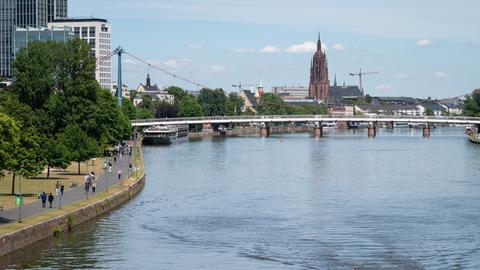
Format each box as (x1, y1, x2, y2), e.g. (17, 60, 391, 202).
(47, 0, 67, 23)
(14, 27, 74, 55)
(0, 0, 68, 77)
(0, 0, 17, 77)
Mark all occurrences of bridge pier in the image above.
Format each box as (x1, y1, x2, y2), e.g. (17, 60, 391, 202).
(260, 123, 270, 137)
(368, 123, 376, 138)
(313, 122, 323, 138)
(423, 125, 431, 138)
(387, 121, 394, 129)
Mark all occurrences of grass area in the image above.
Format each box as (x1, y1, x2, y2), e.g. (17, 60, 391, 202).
(0, 158, 105, 210)
(0, 144, 144, 236)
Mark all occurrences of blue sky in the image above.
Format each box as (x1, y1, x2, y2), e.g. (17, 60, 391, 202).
(70, 0, 480, 98)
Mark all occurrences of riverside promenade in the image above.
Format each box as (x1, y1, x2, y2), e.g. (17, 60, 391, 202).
(0, 151, 132, 225)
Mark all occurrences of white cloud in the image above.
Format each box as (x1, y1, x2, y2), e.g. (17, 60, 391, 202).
(188, 43, 203, 49)
(376, 84, 393, 90)
(163, 58, 191, 68)
(164, 59, 179, 68)
(286, 41, 324, 53)
(395, 73, 409, 78)
(124, 58, 137, 65)
(433, 71, 447, 78)
(260, 46, 282, 54)
(416, 39, 434, 46)
(210, 65, 227, 73)
(332, 43, 346, 51)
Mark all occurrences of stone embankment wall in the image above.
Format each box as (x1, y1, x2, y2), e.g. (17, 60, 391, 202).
(0, 173, 145, 258)
(189, 126, 311, 138)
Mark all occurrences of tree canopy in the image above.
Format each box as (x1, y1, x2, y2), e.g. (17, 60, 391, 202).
(0, 38, 131, 178)
(464, 90, 480, 117)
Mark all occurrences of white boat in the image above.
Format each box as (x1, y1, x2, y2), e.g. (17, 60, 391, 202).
(143, 125, 189, 145)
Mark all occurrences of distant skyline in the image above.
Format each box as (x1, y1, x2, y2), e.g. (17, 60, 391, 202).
(70, 0, 480, 98)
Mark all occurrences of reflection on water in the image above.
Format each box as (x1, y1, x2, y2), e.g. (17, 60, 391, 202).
(3, 128, 480, 269)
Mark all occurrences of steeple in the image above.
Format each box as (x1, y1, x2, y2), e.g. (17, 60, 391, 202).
(146, 73, 151, 87)
(317, 32, 321, 51)
(334, 73, 337, 87)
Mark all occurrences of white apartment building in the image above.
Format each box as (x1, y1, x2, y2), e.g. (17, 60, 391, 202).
(49, 18, 112, 91)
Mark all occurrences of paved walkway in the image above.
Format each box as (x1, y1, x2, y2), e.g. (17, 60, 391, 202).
(0, 150, 133, 226)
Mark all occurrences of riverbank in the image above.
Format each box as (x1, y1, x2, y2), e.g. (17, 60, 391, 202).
(0, 160, 105, 211)
(0, 144, 145, 258)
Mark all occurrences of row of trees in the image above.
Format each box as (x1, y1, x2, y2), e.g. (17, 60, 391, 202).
(125, 87, 328, 120)
(0, 39, 131, 194)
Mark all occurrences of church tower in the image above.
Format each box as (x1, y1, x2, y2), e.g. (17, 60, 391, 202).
(309, 33, 330, 101)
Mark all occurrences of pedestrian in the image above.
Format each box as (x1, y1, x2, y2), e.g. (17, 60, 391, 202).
(113, 156, 117, 163)
(48, 193, 54, 208)
(129, 161, 132, 172)
(60, 184, 65, 196)
(40, 192, 47, 208)
(118, 170, 122, 180)
(84, 174, 91, 192)
(108, 165, 112, 173)
(92, 182, 96, 193)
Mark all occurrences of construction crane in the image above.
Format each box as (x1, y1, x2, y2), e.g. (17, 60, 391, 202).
(232, 82, 256, 92)
(349, 69, 379, 94)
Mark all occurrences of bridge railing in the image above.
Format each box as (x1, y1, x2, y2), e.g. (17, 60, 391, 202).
(131, 115, 480, 124)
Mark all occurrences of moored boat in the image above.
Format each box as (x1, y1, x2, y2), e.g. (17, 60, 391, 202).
(142, 125, 189, 145)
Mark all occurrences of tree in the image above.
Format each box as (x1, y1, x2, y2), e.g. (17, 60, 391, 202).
(59, 124, 98, 175)
(40, 136, 69, 179)
(425, 108, 434, 116)
(197, 88, 229, 116)
(464, 90, 480, 117)
(258, 93, 289, 115)
(166, 86, 188, 103)
(228, 92, 244, 116)
(10, 129, 45, 194)
(12, 41, 59, 110)
(0, 113, 20, 174)
(122, 98, 137, 120)
(156, 102, 178, 118)
(178, 95, 203, 117)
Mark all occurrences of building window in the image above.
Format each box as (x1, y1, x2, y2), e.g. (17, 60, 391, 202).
(89, 39, 96, 48)
(74, 27, 80, 37)
(81, 27, 88, 37)
(89, 27, 96, 37)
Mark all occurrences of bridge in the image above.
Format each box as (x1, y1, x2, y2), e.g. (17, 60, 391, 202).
(131, 115, 480, 138)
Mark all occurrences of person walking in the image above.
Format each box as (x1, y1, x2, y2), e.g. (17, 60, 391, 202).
(84, 174, 91, 192)
(48, 193, 54, 208)
(40, 192, 47, 208)
(60, 184, 65, 196)
(92, 182, 96, 193)
(118, 170, 122, 180)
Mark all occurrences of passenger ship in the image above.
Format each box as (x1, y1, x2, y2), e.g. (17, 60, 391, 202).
(142, 125, 189, 145)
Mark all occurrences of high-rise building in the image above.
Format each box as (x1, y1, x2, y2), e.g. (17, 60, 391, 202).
(47, 0, 67, 23)
(16, 0, 48, 28)
(309, 33, 330, 101)
(49, 18, 112, 90)
(0, 0, 68, 77)
(0, 0, 17, 77)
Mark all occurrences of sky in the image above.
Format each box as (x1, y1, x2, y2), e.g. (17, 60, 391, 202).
(70, 0, 480, 98)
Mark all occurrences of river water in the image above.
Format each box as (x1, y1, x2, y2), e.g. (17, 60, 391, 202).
(3, 127, 480, 269)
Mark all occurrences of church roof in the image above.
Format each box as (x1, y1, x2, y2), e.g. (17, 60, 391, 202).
(240, 90, 258, 107)
(329, 85, 363, 100)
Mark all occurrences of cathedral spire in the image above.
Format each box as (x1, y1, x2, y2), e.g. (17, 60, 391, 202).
(146, 73, 151, 87)
(317, 32, 322, 51)
(334, 73, 337, 87)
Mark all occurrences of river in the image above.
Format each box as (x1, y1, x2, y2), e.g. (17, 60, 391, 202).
(3, 127, 480, 269)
